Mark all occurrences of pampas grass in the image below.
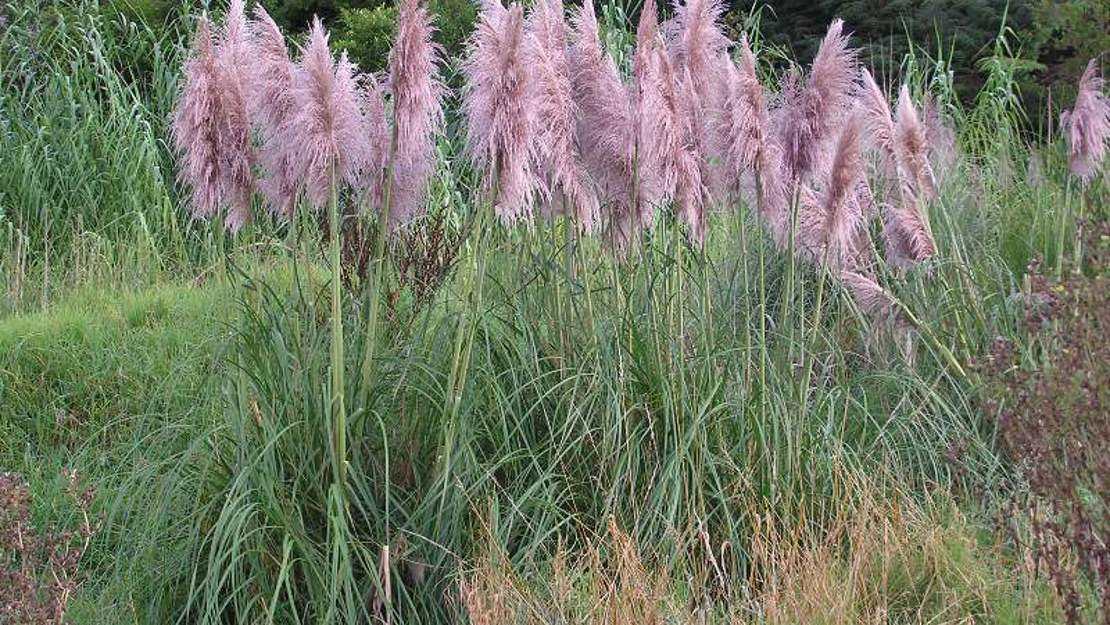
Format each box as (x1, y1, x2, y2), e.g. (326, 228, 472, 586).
(527, 0, 598, 232)
(462, 0, 538, 223)
(1061, 58, 1110, 184)
(570, 0, 636, 244)
(778, 19, 858, 182)
(171, 16, 224, 223)
(249, 6, 299, 218)
(289, 18, 378, 210)
(213, 0, 255, 232)
(798, 113, 867, 270)
(388, 0, 445, 227)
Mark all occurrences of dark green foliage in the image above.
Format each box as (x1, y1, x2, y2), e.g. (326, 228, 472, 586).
(336, 4, 398, 73)
(736, 0, 1034, 100)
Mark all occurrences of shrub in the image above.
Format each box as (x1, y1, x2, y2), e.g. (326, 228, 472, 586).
(335, 5, 398, 74)
(0, 471, 96, 625)
(983, 221, 1109, 624)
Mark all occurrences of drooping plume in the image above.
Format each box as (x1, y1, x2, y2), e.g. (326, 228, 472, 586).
(777, 19, 858, 182)
(388, 0, 445, 226)
(249, 5, 299, 217)
(288, 18, 376, 209)
(527, 0, 599, 231)
(798, 113, 868, 269)
(569, 0, 637, 242)
(171, 16, 223, 221)
(463, 0, 538, 223)
(893, 85, 935, 201)
(881, 200, 936, 269)
(1061, 58, 1110, 184)
(213, 0, 255, 232)
(839, 270, 899, 321)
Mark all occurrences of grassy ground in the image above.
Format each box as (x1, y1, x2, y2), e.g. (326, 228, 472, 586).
(1, 1, 1105, 624)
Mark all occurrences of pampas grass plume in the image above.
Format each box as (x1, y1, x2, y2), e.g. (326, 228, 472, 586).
(1061, 58, 1110, 184)
(463, 0, 538, 223)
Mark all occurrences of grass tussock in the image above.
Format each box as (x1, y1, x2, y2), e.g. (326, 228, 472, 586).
(461, 481, 1064, 625)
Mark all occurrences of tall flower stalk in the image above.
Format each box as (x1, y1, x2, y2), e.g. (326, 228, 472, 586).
(288, 18, 377, 489)
(361, 0, 444, 403)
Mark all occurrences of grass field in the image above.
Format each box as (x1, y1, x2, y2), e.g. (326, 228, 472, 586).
(0, 1, 1106, 623)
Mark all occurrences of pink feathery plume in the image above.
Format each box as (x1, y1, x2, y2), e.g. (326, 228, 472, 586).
(798, 113, 868, 269)
(636, 40, 679, 225)
(1061, 58, 1110, 184)
(214, 0, 255, 232)
(675, 67, 709, 244)
(719, 36, 767, 191)
(249, 5, 300, 218)
(570, 0, 637, 242)
(881, 200, 936, 269)
(778, 19, 858, 182)
(462, 1, 538, 223)
(666, 0, 730, 204)
(666, 0, 729, 102)
(171, 16, 223, 221)
(527, 0, 599, 232)
(839, 270, 899, 321)
(893, 85, 935, 201)
(362, 74, 391, 209)
(632, 0, 659, 88)
(388, 0, 446, 227)
(857, 68, 895, 173)
(288, 18, 374, 209)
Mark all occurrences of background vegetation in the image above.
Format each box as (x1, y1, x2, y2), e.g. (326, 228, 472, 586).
(1, 0, 1106, 623)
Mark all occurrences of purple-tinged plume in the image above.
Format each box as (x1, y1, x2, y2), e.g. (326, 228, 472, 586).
(893, 85, 935, 202)
(463, 1, 538, 223)
(288, 18, 375, 209)
(249, 5, 300, 218)
(213, 0, 255, 232)
(1060, 58, 1110, 184)
(881, 200, 936, 269)
(388, 0, 446, 227)
(857, 69, 895, 173)
(570, 0, 637, 242)
(798, 113, 867, 269)
(777, 19, 858, 182)
(666, 0, 730, 204)
(839, 270, 898, 321)
(632, 0, 659, 89)
(527, 0, 599, 232)
(719, 37, 768, 191)
(171, 16, 223, 222)
(674, 67, 709, 244)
